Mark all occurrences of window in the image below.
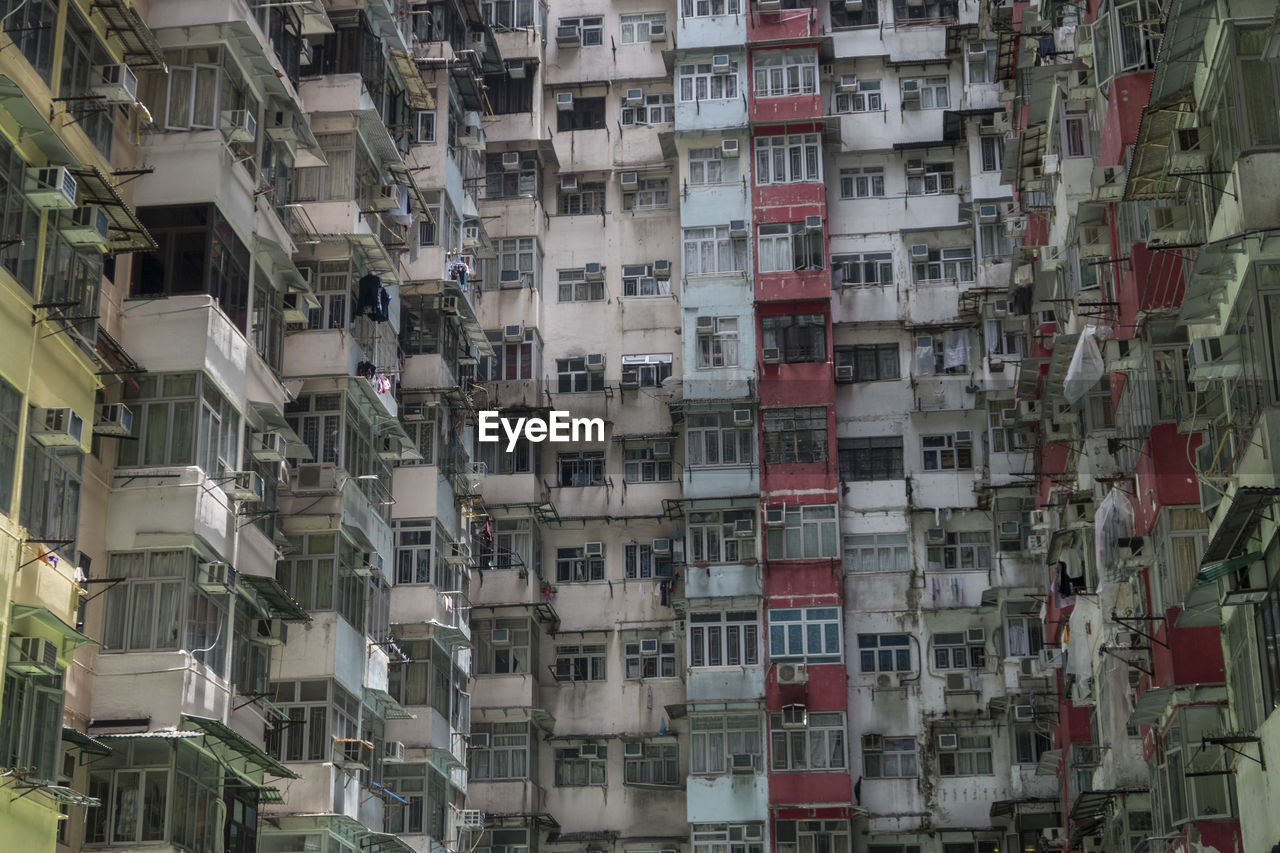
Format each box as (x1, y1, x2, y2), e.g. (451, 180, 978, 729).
(755, 134, 821, 184)
(1062, 104, 1093, 157)
(762, 314, 827, 363)
(483, 0, 538, 29)
(553, 644, 606, 681)
(133, 205, 251, 331)
(769, 607, 842, 662)
(762, 408, 829, 466)
(621, 93, 675, 126)
(933, 632, 986, 669)
(679, 62, 739, 102)
(265, 679, 361, 762)
(84, 743, 173, 846)
(625, 543, 673, 578)
(555, 746, 606, 786)
(689, 147, 732, 185)
(560, 16, 603, 45)
(837, 437, 904, 481)
(688, 510, 755, 564)
(839, 166, 885, 198)
(921, 432, 973, 470)
(480, 329, 538, 381)
(623, 265, 668, 297)
(621, 12, 666, 42)
(836, 344, 899, 381)
(758, 223, 824, 272)
(414, 109, 436, 142)
(622, 353, 673, 387)
(768, 505, 838, 561)
(912, 248, 974, 284)
(689, 610, 759, 666)
(1004, 605, 1045, 656)
(0, 136, 39, 292)
(625, 743, 678, 784)
(0, 662, 63, 783)
(692, 825, 764, 853)
(835, 81, 882, 113)
(387, 640, 433, 705)
(844, 532, 910, 572)
(682, 0, 742, 16)
(624, 445, 674, 483)
(488, 518, 536, 571)
(18, 432, 82, 562)
(901, 76, 949, 109)
(469, 722, 530, 780)
(555, 546, 604, 582)
(979, 222, 1014, 259)
(0, 378, 19, 513)
(830, 0, 878, 27)
(622, 176, 670, 210)
(988, 404, 1026, 454)
(276, 531, 378, 630)
(4, 0, 57, 82)
(687, 411, 754, 467)
(476, 617, 535, 671)
(1013, 725, 1052, 764)
(383, 762, 445, 835)
(556, 451, 605, 486)
(683, 226, 744, 275)
(979, 136, 1002, 172)
(927, 530, 992, 572)
(624, 635, 677, 678)
(557, 182, 606, 216)
(832, 252, 894, 287)
(485, 153, 538, 199)
(696, 317, 739, 367)
(863, 737, 917, 778)
(691, 714, 762, 774)
(914, 331, 971, 374)
(753, 51, 818, 97)
(905, 162, 955, 195)
(558, 96, 607, 131)
(557, 358, 606, 392)
(557, 269, 605, 302)
(769, 712, 847, 770)
(857, 634, 911, 672)
(393, 522, 433, 585)
(118, 373, 243, 475)
(936, 732, 994, 776)
(495, 237, 539, 288)
(984, 316, 1025, 358)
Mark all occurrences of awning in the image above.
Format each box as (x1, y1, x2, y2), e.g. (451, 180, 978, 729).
(69, 166, 156, 255)
(248, 401, 311, 460)
(1047, 526, 1082, 565)
(0, 76, 74, 163)
(390, 50, 436, 110)
(1201, 487, 1280, 563)
(1035, 748, 1061, 776)
(10, 604, 96, 654)
(472, 706, 555, 729)
(1128, 686, 1174, 727)
(237, 574, 311, 622)
(182, 715, 298, 779)
(1016, 125, 1048, 191)
(1197, 551, 1264, 586)
(90, 0, 167, 69)
(257, 785, 284, 804)
(364, 687, 415, 721)
(1123, 99, 1192, 201)
(62, 727, 113, 756)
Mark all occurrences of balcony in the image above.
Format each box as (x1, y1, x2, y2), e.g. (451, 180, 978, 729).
(471, 672, 541, 711)
(684, 464, 760, 500)
(747, 3, 823, 41)
(687, 772, 769, 823)
(749, 92, 823, 123)
(687, 667, 766, 702)
(467, 778, 547, 816)
(477, 472, 549, 507)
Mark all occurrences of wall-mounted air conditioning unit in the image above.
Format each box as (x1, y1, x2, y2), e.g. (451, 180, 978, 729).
(556, 92, 575, 111)
(65, 205, 110, 246)
(26, 167, 78, 210)
(652, 538, 671, 554)
(94, 403, 133, 437)
(90, 63, 139, 103)
(556, 25, 581, 46)
(32, 407, 84, 447)
(293, 462, 340, 494)
(221, 110, 257, 143)
(777, 663, 808, 685)
(721, 139, 740, 158)
(8, 636, 59, 675)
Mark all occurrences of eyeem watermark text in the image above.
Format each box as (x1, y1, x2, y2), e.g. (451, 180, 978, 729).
(477, 411, 605, 451)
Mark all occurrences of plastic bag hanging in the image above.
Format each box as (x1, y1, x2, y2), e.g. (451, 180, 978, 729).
(915, 344, 936, 376)
(1095, 487, 1135, 584)
(1064, 325, 1106, 404)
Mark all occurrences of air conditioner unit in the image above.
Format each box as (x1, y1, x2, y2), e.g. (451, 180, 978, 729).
(1106, 338, 1145, 371)
(503, 324, 524, 343)
(584, 262, 605, 281)
(90, 63, 139, 103)
(624, 88, 644, 105)
(248, 431, 286, 463)
(586, 353, 605, 371)
(721, 138, 740, 158)
(804, 215, 823, 231)
(254, 618, 285, 645)
(765, 505, 785, 526)
(334, 738, 374, 770)
(93, 403, 133, 437)
(620, 367, 640, 389)
(490, 628, 511, 645)
(1040, 647, 1065, 668)
(197, 561, 236, 592)
(556, 25, 581, 46)
(781, 704, 807, 728)
(762, 347, 781, 363)
(989, 113, 1011, 134)
(1091, 164, 1127, 201)
(623, 741, 645, 758)
(445, 541, 472, 565)
(441, 295, 460, 315)
(32, 407, 84, 447)
(733, 409, 752, 425)
(1000, 521, 1022, 540)
(8, 637, 59, 674)
(221, 109, 257, 143)
(1027, 532, 1049, 550)
(227, 470, 265, 502)
(936, 733, 959, 749)
(26, 167, 78, 210)
(383, 741, 406, 763)
(1147, 205, 1194, 247)
(1013, 704, 1035, 721)
(468, 733, 490, 748)
(695, 317, 716, 334)
(910, 243, 930, 259)
(556, 92, 575, 111)
(838, 74, 859, 92)
(1043, 153, 1060, 175)
(944, 672, 971, 692)
(293, 462, 340, 493)
(835, 364, 855, 383)
(966, 628, 986, 645)
(639, 638, 660, 655)
(65, 205, 110, 246)
(371, 183, 401, 211)
(777, 663, 809, 685)
(926, 527, 946, 546)
(652, 538, 671, 554)
(282, 291, 318, 324)
(653, 259, 671, 279)
(1187, 335, 1242, 382)
(712, 54, 731, 71)
(730, 752, 755, 773)
(978, 203, 999, 222)
(1080, 225, 1110, 257)
(506, 59, 526, 78)
(968, 41, 987, 57)
(652, 441, 672, 458)
(905, 158, 924, 174)
(1169, 127, 1207, 173)
(498, 151, 521, 171)
(578, 743, 599, 757)
(620, 171, 638, 188)
(455, 809, 484, 832)
(1067, 68, 1095, 100)
(734, 518, 755, 536)
(729, 218, 748, 237)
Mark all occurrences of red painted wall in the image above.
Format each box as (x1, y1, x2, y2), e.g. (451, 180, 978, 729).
(766, 661, 847, 710)
(762, 562, 842, 600)
(1150, 617, 1224, 688)
(1132, 425, 1203, 536)
(768, 771, 853, 806)
(1095, 72, 1154, 167)
(746, 8, 820, 41)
